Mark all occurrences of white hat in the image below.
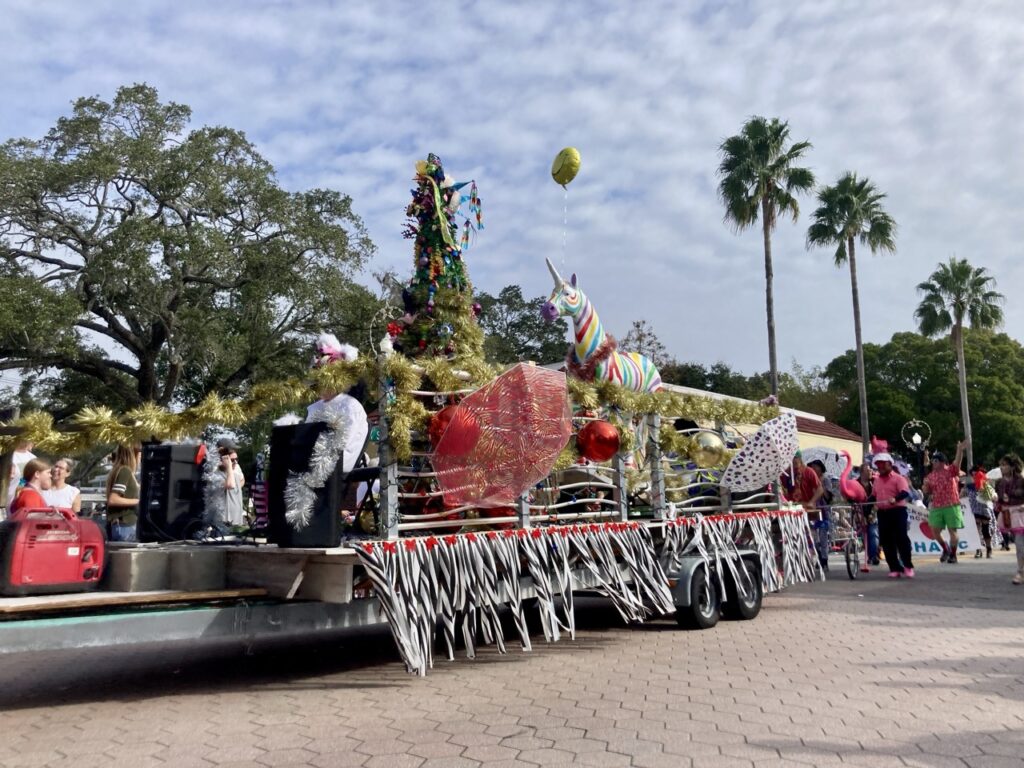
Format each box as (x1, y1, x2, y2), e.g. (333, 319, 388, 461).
(873, 452, 893, 464)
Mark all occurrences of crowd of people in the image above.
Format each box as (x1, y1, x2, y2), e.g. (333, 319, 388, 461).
(783, 439, 1024, 585)
(5, 440, 85, 515)
(3, 439, 248, 542)
(4, 439, 137, 538)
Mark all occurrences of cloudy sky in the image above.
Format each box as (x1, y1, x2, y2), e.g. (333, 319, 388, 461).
(3, 0, 1022, 376)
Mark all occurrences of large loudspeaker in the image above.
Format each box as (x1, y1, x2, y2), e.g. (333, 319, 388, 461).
(138, 443, 206, 542)
(267, 423, 348, 548)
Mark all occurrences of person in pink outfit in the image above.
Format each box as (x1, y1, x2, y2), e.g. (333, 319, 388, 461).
(871, 453, 915, 579)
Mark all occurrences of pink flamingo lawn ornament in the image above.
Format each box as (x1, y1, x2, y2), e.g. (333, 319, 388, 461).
(838, 450, 867, 504)
(838, 449, 871, 573)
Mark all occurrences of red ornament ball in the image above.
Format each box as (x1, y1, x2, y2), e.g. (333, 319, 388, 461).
(429, 405, 482, 457)
(576, 420, 620, 462)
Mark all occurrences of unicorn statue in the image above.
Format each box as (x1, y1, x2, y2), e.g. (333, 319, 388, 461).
(540, 258, 663, 393)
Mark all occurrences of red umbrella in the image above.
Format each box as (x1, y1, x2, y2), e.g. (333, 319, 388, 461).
(432, 364, 572, 508)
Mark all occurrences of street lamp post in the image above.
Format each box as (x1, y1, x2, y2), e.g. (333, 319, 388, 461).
(901, 419, 931, 487)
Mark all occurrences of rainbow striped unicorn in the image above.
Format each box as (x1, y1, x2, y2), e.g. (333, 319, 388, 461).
(541, 258, 663, 392)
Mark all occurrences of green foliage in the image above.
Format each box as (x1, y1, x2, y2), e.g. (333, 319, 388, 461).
(716, 115, 815, 396)
(915, 257, 1004, 339)
(0, 83, 376, 409)
(717, 116, 815, 232)
(915, 256, 1004, 465)
(806, 172, 897, 264)
(476, 285, 569, 365)
(823, 330, 1024, 466)
(806, 171, 897, 453)
(778, 363, 838, 420)
(621, 319, 670, 368)
(659, 358, 837, 418)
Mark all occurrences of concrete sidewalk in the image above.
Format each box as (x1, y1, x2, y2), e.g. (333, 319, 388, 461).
(0, 552, 1022, 767)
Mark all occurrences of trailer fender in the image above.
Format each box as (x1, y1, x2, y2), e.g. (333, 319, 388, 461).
(668, 550, 761, 609)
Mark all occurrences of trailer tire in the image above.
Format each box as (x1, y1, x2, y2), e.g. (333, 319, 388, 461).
(724, 560, 762, 621)
(676, 566, 720, 629)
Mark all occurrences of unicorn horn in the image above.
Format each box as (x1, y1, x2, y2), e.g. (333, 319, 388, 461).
(545, 257, 564, 287)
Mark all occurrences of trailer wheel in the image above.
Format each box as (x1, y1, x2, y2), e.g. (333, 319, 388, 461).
(676, 567, 720, 629)
(724, 560, 762, 621)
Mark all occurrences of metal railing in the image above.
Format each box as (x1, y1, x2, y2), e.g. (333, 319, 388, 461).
(375, 392, 778, 540)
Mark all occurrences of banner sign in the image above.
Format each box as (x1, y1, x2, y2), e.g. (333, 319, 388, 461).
(906, 500, 982, 557)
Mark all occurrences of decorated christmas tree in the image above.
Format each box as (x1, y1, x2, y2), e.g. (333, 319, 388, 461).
(389, 154, 484, 361)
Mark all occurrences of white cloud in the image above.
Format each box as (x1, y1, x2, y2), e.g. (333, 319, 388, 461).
(2, 0, 1023, 376)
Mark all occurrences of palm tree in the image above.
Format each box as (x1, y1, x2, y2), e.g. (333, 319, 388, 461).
(806, 172, 897, 458)
(717, 117, 815, 396)
(915, 257, 1004, 468)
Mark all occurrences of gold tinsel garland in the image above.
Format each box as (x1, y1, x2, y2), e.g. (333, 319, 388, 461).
(1, 354, 777, 468)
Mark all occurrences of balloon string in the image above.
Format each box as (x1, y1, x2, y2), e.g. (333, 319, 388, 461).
(562, 187, 568, 268)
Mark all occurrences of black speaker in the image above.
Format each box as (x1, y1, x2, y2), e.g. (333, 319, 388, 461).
(138, 443, 206, 542)
(267, 423, 348, 548)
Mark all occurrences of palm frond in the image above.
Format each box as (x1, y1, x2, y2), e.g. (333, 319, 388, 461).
(717, 116, 813, 235)
(916, 257, 1004, 337)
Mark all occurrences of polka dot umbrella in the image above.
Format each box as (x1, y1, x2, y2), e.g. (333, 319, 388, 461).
(720, 413, 800, 493)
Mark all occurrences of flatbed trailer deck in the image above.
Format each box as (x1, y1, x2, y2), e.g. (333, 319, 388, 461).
(0, 509, 819, 670)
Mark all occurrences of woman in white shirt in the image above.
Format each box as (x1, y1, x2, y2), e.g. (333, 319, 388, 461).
(42, 457, 81, 513)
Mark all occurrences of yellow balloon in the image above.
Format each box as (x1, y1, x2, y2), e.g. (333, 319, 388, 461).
(551, 147, 581, 187)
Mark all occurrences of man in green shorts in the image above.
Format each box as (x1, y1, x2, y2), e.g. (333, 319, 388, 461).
(922, 440, 967, 563)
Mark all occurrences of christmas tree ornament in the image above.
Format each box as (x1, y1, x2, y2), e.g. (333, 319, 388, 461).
(576, 420, 620, 462)
(692, 430, 726, 468)
(428, 405, 481, 456)
(357, 507, 376, 534)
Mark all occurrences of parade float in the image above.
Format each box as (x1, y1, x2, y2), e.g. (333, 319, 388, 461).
(0, 152, 821, 673)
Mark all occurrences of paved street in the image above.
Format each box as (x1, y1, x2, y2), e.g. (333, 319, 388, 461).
(1, 552, 1023, 768)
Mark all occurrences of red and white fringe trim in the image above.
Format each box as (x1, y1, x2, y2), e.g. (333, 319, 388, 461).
(356, 509, 821, 676)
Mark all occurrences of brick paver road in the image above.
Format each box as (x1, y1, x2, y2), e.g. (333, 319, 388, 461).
(1, 553, 1023, 768)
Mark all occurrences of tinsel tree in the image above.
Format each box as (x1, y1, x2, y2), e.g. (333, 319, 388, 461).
(389, 154, 484, 362)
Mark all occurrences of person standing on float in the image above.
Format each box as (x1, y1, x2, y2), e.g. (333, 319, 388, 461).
(305, 333, 369, 475)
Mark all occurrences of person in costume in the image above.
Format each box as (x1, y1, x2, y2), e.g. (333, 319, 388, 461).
(43, 457, 81, 513)
(871, 453, 915, 578)
(10, 458, 52, 513)
(921, 441, 967, 564)
(306, 333, 369, 475)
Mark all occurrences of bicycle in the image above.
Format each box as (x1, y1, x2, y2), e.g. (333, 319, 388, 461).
(829, 504, 867, 580)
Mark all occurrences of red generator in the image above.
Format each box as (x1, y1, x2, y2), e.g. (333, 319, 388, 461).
(0, 507, 106, 596)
